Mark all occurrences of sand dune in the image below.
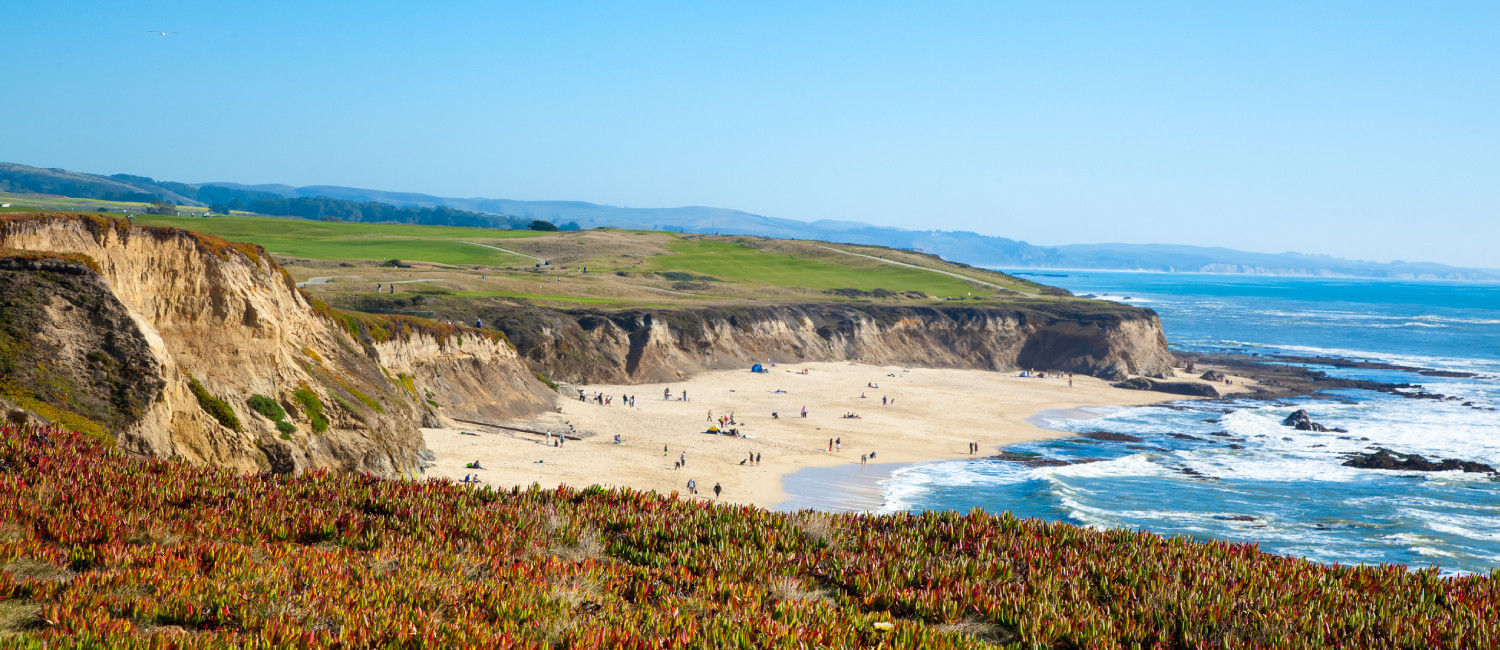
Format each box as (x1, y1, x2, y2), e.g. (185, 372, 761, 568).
(423, 362, 1251, 509)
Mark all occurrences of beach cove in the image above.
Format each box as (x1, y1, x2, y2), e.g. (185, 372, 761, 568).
(422, 361, 1249, 509)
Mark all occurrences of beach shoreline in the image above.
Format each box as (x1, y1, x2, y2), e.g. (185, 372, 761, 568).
(422, 361, 1252, 510)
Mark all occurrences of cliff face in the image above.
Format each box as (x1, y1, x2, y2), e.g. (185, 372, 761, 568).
(487, 303, 1177, 386)
(0, 214, 552, 475)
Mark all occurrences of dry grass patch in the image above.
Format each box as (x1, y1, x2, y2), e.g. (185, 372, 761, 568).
(539, 513, 610, 563)
(794, 512, 835, 547)
(934, 618, 1018, 646)
(2, 558, 73, 582)
(0, 598, 43, 637)
(765, 575, 833, 605)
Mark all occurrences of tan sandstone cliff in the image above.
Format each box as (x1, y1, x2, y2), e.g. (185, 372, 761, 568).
(485, 302, 1178, 386)
(0, 214, 552, 476)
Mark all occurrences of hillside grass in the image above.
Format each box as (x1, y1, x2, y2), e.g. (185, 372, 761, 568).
(643, 239, 998, 298)
(1, 421, 1496, 648)
(131, 215, 542, 266)
(0, 192, 211, 216)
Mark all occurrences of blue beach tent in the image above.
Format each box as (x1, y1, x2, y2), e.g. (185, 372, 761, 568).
(751, 364, 764, 373)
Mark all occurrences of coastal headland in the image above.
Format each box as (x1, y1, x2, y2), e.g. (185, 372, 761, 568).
(0, 212, 1188, 485)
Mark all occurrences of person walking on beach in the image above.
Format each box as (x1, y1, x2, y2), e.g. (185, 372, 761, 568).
(707, 409, 713, 422)
(755, 452, 761, 465)
(680, 451, 686, 467)
(882, 396, 887, 406)
(713, 482, 722, 499)
(861, 453, 867, 465)
(664, 444, 669, 457)
(836, 437, 841, 452)
(687, 478, 696, 495)
(828, 438, 833, 452)
(801, 406, 807, 418)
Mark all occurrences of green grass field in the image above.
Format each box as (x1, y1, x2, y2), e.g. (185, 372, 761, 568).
(132, 215, 543, 266)
(643, 240, 996, 297)
(0, 192, 210, 215)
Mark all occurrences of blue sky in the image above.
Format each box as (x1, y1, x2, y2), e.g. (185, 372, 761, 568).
(3, 1, 1496, 267)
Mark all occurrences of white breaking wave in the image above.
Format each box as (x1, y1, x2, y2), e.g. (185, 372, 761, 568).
(1213, 340, 1500, 375)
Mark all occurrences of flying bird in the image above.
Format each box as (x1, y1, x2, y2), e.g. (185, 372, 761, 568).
(147, 31, 176, 36)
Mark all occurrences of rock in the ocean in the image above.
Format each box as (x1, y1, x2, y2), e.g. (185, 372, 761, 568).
(1082, 431, 1146, 443)
(1283, 409, 1333, 431)
(1342, 449, 1497, 474)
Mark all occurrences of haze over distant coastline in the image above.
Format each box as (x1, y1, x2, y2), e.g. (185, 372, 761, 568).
(2, 160, 1495, 282)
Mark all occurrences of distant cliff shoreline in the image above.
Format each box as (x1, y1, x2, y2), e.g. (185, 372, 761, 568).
(1001, 266, 1500, 282)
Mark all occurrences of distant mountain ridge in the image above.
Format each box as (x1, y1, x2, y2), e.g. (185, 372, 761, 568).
(3, 161, 1495, 280)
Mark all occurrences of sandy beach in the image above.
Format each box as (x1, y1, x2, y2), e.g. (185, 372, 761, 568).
(423, 362, 1252, 509)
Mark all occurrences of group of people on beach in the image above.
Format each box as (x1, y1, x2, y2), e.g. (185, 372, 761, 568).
(709, 410, 738, 427)
(580, 391, 635, 407)
(1019, 369, 1076, 387)
(663, 388, 688, 401)
(685, 478, 722, 499)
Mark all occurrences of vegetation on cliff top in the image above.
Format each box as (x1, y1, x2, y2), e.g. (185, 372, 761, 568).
(1, 422, 1495, 647)
(0, 248, 101, 274)
(122, 213, 1059, 305)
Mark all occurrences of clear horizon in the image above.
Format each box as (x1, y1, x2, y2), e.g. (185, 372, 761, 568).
(3, 1, 1495, 267)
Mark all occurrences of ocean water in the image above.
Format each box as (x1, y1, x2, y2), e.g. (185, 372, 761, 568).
(882, 271, 1500, 574)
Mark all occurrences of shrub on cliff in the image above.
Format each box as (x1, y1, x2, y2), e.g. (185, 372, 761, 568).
(246, 394, 286, 421)
(187, 376, 241, 431)
(293, 384, 329, 433)
(248, 393, 298, 435)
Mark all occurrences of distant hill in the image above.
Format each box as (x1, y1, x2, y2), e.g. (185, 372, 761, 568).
(4, 162, 1495, 280)
(200, 180, 1499, 281)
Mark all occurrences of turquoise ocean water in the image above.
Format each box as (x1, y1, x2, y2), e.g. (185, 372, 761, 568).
(881, 271, 1500, 575)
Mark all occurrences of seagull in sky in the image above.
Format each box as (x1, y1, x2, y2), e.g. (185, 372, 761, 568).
(148, 30, 176, 36)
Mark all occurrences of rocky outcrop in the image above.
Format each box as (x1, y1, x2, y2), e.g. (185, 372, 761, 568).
(1282, 409, 1340, 432)
(1343, 449, 1496, 474)
(484, 302, 1177, 385)
(1199, 370, 1226, 382)
(1112, 377, 1218, 397)
(0, 214, 552, 476)
(0, 257, 163, 441)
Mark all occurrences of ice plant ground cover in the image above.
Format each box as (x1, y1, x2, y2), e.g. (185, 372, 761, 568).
(0, 422, 1496, 648)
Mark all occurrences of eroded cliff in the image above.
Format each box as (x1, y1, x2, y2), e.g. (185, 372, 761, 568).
(0, 214, 552, 475)
(483, 302, 1177, 386)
